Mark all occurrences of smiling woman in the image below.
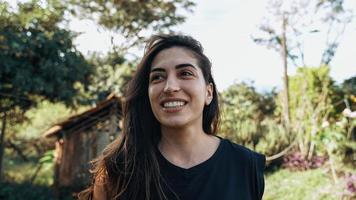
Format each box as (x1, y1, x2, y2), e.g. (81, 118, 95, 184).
(78, 34, 266, 200)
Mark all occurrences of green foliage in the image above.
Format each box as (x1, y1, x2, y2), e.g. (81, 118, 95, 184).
(0, 0, 93, 112)
(39, 150, 54, 165)
(4, 100, 87, 165)
(279, 66, 354, 169)
(286, 66, 335, 156)
(290, 66, 331, 105)
(0, 0, 65, 28)
(84, 52, 136, 102)
(219, 82, 288, 156)
(288, 66, 334, 123)
(3, 150, 53, 185)
(11, 101, 73, 139)
(342, 76, 356, 97)
(255, 118, 289, 156)
(220, 83, 265, 149)
(318, 117, 356, 167)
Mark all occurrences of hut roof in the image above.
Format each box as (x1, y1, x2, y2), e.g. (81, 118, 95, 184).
(43, 94, 122, 138)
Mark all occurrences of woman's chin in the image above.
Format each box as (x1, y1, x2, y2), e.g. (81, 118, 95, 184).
(159, 119, 190, 130)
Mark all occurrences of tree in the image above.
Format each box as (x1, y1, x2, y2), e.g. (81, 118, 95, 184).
(0, 0, 92, 180)
(66, 0, 195, 49)
(317, 0, 354, 65)
(0, 1, 92, 111)
(254, 0, 354, 66)
(64, 0, 196, 102)
(253, 0, 354, 140)
(0, 0, 196, 181)
(85, 51, 136, 102)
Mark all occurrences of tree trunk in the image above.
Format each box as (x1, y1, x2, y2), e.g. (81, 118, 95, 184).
(7, 139, 28, 162)
(30, 163, 42, 184)
(0, 112, 7, 182)
(281, 14, 291, 140)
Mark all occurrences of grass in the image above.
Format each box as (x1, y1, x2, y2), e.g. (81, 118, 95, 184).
(264, 167, 354, 200)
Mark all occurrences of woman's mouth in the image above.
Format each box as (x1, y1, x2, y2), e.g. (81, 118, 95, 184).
(161, 100, 187, 112)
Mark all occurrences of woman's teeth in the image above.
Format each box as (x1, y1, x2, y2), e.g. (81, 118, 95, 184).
(163, 101, 186, 108)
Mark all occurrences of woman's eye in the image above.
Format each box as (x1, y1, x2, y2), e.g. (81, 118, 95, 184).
(150, 74, 164, 82)
(180, 71, 194, 77)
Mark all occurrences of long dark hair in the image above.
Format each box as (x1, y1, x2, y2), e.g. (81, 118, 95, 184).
(78, 34, 220, 200)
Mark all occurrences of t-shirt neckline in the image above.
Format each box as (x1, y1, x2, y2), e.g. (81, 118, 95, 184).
(156, 137, 225, 175)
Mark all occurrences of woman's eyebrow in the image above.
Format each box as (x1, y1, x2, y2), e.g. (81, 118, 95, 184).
(150, 63, 197, 73)
(175, 63, 197, 70)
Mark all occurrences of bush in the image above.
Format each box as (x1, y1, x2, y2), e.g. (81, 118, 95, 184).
(219, 82, 290, 157)
(255, 118, 289, 157)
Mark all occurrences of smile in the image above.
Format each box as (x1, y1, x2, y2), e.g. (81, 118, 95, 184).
(163, 101, 186, 108)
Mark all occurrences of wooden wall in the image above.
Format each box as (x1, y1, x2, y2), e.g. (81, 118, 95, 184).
(54, 113, 121, 188)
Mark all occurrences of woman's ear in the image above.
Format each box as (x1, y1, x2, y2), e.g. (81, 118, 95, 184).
(205, 83, 213, 105)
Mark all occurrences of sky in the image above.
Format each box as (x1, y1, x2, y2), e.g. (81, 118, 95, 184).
(68, 0, 356, 92)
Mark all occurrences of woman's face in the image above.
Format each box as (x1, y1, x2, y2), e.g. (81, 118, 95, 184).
(148, 47, 213, 130)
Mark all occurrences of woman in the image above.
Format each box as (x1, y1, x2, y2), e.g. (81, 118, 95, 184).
(78, 34, 265, 200)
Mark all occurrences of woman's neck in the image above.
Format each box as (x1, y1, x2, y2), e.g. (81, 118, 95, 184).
(158, 126, 220, 169)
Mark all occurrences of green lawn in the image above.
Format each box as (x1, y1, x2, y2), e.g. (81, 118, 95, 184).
(264, 168, 353, 200)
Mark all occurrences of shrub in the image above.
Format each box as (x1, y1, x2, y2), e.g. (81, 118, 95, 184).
(219, 82, 290, 157)
(255, 118, 289, 157)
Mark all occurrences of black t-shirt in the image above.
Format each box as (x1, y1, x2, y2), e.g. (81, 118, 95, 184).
(156, 138, 266, 200)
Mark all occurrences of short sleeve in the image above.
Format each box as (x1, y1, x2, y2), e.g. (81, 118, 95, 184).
(252, 152, 266, 200)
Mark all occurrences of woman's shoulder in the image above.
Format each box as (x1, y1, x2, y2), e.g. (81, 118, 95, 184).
(220, 137, 266, 167)
(218, 137, 266, 199)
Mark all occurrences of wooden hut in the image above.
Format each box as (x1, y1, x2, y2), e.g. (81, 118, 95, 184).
(43, 94, 122, 190)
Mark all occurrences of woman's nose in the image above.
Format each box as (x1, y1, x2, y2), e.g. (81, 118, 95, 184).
(163, 77, 180, 93)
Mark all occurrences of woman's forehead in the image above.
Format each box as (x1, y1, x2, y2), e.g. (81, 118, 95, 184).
(150, 47, 199, 69)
